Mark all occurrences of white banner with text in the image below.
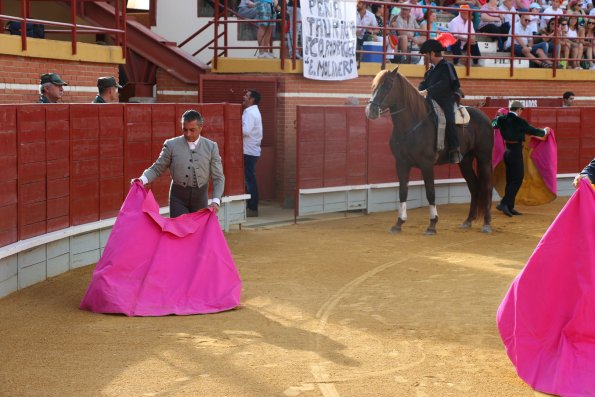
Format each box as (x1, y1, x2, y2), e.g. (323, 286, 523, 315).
(301, 0, 358, 81)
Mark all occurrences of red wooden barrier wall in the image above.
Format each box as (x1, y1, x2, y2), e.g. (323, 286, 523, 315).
(297, 106, 594, 191)
(0, 103, 244, 248)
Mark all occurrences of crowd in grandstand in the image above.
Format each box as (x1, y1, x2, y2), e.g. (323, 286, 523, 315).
(238, 0, 595, 69)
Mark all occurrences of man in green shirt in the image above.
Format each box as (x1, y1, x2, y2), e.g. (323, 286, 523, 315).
(492, 100, 551, 217)
(92, 76, 122, 103)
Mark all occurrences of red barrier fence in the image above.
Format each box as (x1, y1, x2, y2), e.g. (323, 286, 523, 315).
(0, 103, 244, 248)
(296, 105, 595, 192)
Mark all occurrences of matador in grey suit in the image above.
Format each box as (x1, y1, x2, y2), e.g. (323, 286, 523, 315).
(137, 110, 225, 218)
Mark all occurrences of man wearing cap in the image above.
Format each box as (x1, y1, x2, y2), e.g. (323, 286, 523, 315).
(135, 109, 225, 217)
(38, 73, 68, 103)
(93, 76, 122, 103)
(418, 39, 463, 164)
(492, 101, 551, 217)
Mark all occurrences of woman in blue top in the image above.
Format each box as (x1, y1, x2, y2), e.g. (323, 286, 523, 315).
(256, 0, 276, 58)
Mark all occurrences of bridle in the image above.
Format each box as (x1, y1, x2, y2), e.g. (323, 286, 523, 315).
(368, 73, 394, 114)
(368, 71, 432, 137)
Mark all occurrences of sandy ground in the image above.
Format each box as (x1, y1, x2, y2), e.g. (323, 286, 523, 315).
(0, 200, 568, 397)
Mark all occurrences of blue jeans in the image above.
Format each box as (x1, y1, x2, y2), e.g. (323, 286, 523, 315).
(513, 41, 548, 58)
(244, 154, 259, 210)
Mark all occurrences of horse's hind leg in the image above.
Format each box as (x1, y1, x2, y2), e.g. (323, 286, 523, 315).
(458, 155, 479, 229)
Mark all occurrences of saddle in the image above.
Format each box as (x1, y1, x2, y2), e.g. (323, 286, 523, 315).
(429, 100, 470, 152)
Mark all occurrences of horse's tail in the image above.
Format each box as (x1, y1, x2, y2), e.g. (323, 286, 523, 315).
(468, 107, 494, 220)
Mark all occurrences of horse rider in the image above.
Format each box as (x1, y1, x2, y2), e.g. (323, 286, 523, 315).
(418, 39, 463, 164)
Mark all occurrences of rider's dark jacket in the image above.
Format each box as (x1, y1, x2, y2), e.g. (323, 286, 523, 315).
(418, 58, 460, 122)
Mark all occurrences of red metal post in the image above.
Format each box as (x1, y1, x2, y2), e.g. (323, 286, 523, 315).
(115, 0, 120, 48)
(122, 0, 127, 59)
(224, 0, 228, 58)
(213, 0, 219, 69)
(20, 0, 27, 50)
(71, 0, 77, 54)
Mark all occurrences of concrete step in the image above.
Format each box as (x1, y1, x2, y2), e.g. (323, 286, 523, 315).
(482, 57, 530, 68)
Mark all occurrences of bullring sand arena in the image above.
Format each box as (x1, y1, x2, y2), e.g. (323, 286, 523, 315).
(0, 200, 567, 397)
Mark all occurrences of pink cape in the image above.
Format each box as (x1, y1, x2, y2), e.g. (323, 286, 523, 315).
(80, 182, 242, 316)
(497, 179, 595, 397)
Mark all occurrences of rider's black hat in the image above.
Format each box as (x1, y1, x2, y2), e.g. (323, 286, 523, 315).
(419, 39, 445, 54)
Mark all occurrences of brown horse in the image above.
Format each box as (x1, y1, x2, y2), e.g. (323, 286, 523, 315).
(365, 68, 494, 234)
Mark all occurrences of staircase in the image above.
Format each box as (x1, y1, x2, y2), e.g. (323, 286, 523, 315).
(77, 1, 209, 100)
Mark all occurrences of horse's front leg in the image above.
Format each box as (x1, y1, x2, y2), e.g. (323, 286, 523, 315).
(421, 166, 438, 235)
(391, 161, 411, 233)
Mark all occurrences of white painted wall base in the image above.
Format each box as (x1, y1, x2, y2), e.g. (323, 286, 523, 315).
(298, 175, 576, 217)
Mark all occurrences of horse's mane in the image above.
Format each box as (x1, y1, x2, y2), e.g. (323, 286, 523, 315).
(371, 70, 389, 92)
(371, 70, 428, 119)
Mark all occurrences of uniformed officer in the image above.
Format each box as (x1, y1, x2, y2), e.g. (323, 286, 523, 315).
(418, 39, 463, 164)
(38, 73, 68, 103)
(92, 76, 122, 103)
(492, 100, 551, 216)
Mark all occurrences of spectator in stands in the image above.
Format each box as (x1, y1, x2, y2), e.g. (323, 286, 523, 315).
(443, 0, 482, 30)
(38, 73, 68, 104)
(408, 0, 425, 22)
(92, 77, 122, 104)
(448, 4, 482, 65)
(478, 0, 511, 52)
(238, 0, 257, 19)
(541, 0, 564, 29)
(255, 0, 276, 58)
(528, 3, 542, 34)
(499, 0, 518, 32)
(514, 0, 530, 12)
(535, 17, 560, 58)
(286, 0, 302, 59)
(510, 13, 554, 67)
(419, 8, 438, 40)
(419, 0, 437, 15)
(558, 17, 573, 67)
(566, 15, 585, 68)
(562, 91, 575, 106)
(356, 0, 379, 58)
(392, 5, 425, 62)
(567, 0, 587, 24)
(584, 18, 595, 69)
(371, 3, 386, 36)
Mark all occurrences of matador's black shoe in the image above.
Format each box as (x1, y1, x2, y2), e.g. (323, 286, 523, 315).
(509, 208, 522, 215)
(496, 204, 513, 217)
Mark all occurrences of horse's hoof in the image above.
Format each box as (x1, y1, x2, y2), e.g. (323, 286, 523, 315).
(459, 222, 472, 229)
(424, 229, 436, 236)
(481, 225, 492, 234)
(389, 226, 401, 234)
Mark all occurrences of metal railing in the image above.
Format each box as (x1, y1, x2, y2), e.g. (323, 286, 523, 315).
(180, 0, 594, 76)
(0, 0, 127, 58)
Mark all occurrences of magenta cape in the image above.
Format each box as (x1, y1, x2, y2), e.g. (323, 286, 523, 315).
(80, 182, 242, 316)
(497, 179, 595, 397)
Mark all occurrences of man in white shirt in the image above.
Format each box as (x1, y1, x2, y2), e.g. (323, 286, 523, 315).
(242, 89, 264, 217)
(510, 15, 553, 67)
(499, 0, 518, 31)
(393, 6, 425, 61)
(356, 0, 379, 59)
(541, 0, 564, 29)
(447, 5, 481, 65)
